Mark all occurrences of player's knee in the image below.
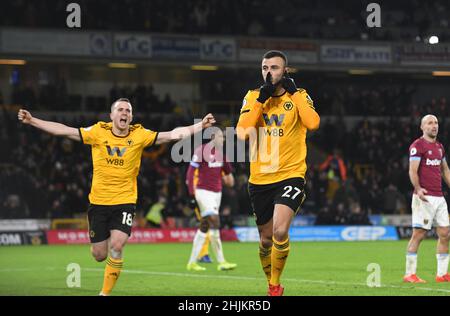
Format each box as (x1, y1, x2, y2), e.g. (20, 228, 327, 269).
(91, 249, 107, 262)
(110, 240, 125, 256)
(438, 230, 450, 242)
(209, 215, 220, 228)
(260, 236, 272, 249)
(273, 228, 289, 242)
(199, 220, 209, 233)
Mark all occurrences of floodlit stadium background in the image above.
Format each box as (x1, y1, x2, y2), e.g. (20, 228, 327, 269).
(1, 0, 450, 296)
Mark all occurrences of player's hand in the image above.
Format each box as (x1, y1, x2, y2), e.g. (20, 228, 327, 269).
(257, 72, 276, 103)
(281, 71, 298, 95)
(18, 109, 33, 124)
(417, 188, 428, 202)
(202, 113, 216, 128)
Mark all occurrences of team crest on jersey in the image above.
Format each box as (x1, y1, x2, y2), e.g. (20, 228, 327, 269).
(127, 139, 134, 146)
(428, 150, 432, 155)
(283, 102, 293, 111)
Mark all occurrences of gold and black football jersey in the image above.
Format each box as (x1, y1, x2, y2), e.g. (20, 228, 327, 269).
(237, 89, 320, 185)
(79, 121, 158, 205)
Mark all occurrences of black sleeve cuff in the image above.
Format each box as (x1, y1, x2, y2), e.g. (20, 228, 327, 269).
(150, 132, 159, 147)
(78, 128, 84, 144)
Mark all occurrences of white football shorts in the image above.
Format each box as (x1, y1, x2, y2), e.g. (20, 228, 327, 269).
(411, 194, 450, 230)
(195, 189, 222, 218)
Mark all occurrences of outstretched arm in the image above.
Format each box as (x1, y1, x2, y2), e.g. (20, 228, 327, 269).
(18, 109, 81, 142)
(155, 113, 216, 145)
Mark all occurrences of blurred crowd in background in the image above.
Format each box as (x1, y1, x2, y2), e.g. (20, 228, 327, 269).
(2, 81, 450, 226)
(2, 0, 450, 227)
(2, 0, 450, 42)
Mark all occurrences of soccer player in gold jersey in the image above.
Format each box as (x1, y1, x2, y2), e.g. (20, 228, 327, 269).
(18, 98, 215, 295)
(236, 50, 320, 296)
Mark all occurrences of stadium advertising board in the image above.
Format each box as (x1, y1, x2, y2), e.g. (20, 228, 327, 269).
(291, 215, 316, 226)
(396, 43, 450, 66)
(1, 28, 107, 56)
(235, 226, 399, 242)
(397, 226, 437, 239)
(46, 229, 238, 244)
(89, 33, 113, 56)
(321, 44, 392, 64)
(0, 231, 47, 246)
(152, 36, 200, 60)
(290, 215, 411, 226)
(200, 37, 236, 61)
(113, 33, 152, 58)
(238, 38, 318, 63)
(0, 219, 51, 232)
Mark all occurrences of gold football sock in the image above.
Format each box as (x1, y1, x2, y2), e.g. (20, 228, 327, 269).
(270, 237, 290, 286)
(101, 257, 123, 295)
(259, 245, 272, 282)
(198, 232, 210, 259)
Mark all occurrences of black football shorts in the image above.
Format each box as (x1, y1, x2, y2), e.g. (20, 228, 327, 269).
(87, 203, 136, 243)
(248, 177, 306, 226)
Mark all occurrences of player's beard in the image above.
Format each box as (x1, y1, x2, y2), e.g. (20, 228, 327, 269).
(274, 79, 283, 93)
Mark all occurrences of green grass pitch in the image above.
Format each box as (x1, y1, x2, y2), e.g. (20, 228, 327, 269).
(0, 240, 449, 296)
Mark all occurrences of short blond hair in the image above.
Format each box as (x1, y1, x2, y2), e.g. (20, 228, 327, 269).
(111, 98, 132, 113)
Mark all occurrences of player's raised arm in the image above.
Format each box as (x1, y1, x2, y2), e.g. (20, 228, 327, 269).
(17, 109, 81, 142)
(409, 158, 428, 201)
(281, 73, 320, 131)
(155, 113, 216, 145)
(236, 73, 274, 140)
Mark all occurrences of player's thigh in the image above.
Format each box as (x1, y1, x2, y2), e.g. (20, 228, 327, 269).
(273, 204, 295, 235)
(87, 204, 111, 243)
(195, 189, 221, 218)
(91, 239, 109, 258)
(411, 194, 434, 230)
(411, 227, 428, 240)
(110, 204, 136, 239)
(248, 182, 277, 226)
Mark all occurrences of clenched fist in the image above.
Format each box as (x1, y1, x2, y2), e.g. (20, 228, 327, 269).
(18, 109, 33, 124)
(202, 113, 216, 129)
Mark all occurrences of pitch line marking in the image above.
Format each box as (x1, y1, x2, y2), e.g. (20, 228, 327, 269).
(82, 268, 450, 294)
(1, 267, 448, 294)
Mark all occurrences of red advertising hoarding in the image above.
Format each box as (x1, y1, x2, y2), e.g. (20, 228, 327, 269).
(46, 228, 238, 244)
